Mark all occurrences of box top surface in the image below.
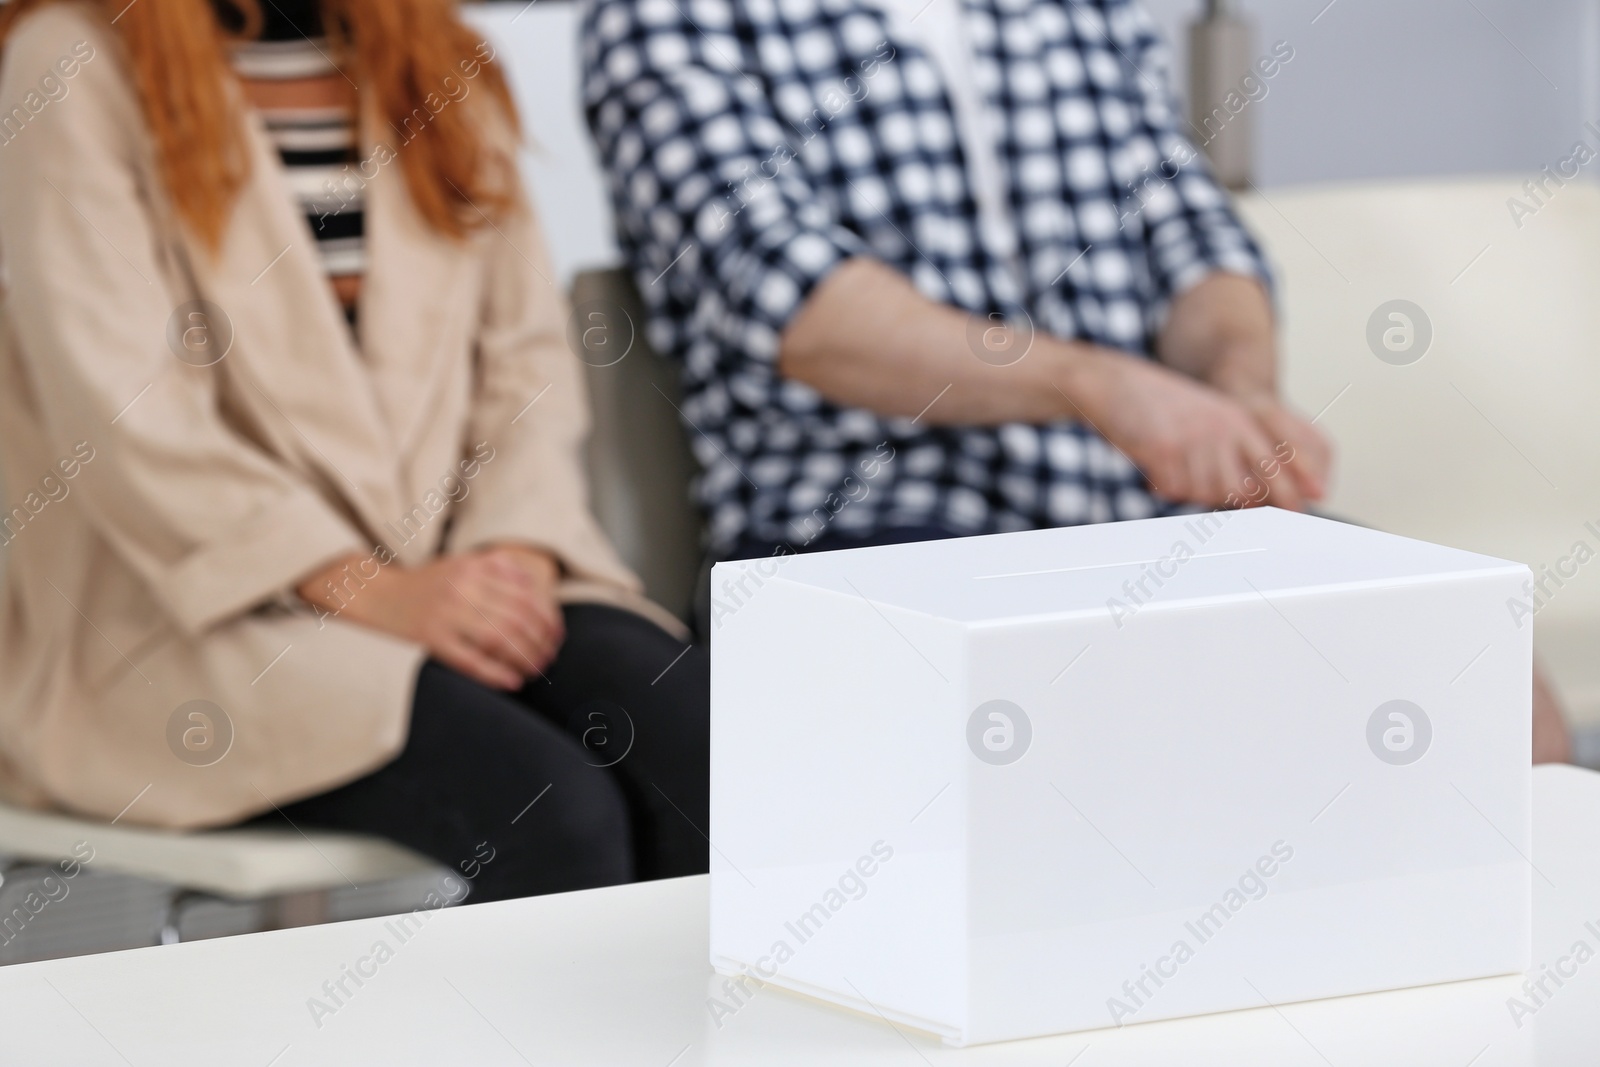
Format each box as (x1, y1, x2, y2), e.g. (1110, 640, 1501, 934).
(721, 508, 1525, 624)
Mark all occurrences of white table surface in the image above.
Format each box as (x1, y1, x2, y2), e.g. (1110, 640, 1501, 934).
(4, 765, 1597, 1066)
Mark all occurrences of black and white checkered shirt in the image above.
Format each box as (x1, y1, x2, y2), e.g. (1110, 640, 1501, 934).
(581, 0, 1270, 554)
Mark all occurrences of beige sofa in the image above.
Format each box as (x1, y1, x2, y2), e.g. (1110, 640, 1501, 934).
(1235, 177, 1600, 728)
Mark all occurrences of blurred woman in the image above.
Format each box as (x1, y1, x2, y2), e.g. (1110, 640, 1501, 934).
(0, 0, 708, 900)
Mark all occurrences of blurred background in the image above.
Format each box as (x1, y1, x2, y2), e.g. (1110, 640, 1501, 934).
(497, 0, 1600, 735)
(1149, 0, 1595, 185)
(512, 0, 1598, 280)
(2, 0, 1596, 966)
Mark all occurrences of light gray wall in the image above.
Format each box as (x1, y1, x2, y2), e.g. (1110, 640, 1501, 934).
(1142, 0, 1600, 186)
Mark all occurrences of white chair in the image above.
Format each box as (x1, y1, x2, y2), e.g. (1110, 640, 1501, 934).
(0, 507, 438, 956)
(0, 807, 439, 951)
(1235, 177, 1600, 730)
(0, 806, 432, 901)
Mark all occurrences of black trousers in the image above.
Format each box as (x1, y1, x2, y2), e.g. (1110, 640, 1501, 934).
(250, 605, 709, 903)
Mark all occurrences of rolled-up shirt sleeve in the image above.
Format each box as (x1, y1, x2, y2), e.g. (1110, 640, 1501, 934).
(582, 0, 868, 368)
(1105, 0, 1271, 318)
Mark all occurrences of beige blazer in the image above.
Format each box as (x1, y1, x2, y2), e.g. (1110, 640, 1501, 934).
(0, 4, 675, 829)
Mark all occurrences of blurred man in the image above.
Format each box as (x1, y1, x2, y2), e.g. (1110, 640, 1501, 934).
(583, 0, 1329, 562)
(580, 0, 1573, 762)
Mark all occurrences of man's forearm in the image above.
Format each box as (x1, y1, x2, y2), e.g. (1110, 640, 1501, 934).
(778, 256, 1110, 426)
(777, 256, 1330, 510)
(1156, 272, 1277, 397)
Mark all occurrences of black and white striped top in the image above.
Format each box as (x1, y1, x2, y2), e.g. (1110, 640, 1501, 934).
(227, 16, 365, 285)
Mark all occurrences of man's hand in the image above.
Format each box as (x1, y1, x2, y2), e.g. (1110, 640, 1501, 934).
(295, 547, 565, 690)
(1069, 350, 1300, 508)
(1225, 388, 1332, 506)
(1144, 272, 1332, 509)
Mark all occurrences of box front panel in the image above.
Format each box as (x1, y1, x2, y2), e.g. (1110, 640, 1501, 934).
(961, 569, 1531, 1043)
(709, 565, 968, 1036)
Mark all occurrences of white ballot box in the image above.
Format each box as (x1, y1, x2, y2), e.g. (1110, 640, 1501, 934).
(708, 508, 1532, 1045)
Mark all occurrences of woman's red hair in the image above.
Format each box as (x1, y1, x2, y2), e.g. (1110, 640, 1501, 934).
(0, 0, 521, 247)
